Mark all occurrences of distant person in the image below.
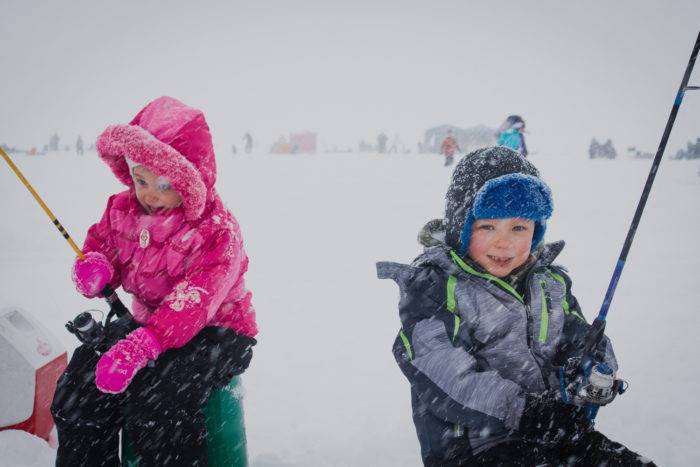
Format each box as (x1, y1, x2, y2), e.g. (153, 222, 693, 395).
(601, 139, 617, 159)
(377, 132, 388, 154)
(440, 130, 461, 166)
(49, 133, 60, 152)
(244, 132, 253, 154)
(388, 134, 400, 154)
(497, 115, 528, 157)
(76, 135, 84, 156)
(589, 138, 601, 159)
(232, 144, 238, 155)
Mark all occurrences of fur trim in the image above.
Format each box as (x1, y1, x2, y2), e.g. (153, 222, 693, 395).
(96, 124, 207, 220)
(418, 218, 447, 247)
(473, 174, 553, 220)
(458, 173, 553, 255)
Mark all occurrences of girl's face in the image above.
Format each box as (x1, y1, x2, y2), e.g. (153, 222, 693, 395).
(467, 218, 534, 278)
(131, 165, 183, 215)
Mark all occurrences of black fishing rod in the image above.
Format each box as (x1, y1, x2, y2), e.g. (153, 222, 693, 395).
(584, 31, 700, 355)
(574, 32, 700, 418)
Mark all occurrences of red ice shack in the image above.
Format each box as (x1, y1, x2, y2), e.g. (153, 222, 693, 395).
(290, 131, 317, 154)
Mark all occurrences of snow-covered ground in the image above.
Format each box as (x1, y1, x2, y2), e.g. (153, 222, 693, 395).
(1, 149, 698, 466)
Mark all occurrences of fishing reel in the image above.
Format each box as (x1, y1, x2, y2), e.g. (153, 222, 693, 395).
(574, 362, 628, 406)
(558, 357, 628, 409)
(65, 284, 138, 352)
(65, 310, 105, 348)
(65, 307, 137, 353)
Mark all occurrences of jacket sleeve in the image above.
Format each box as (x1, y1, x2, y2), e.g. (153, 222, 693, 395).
(396, 318, 526, 431)
(553, 269, 618, 371)
(145, 226, 247, 351)
(81, 194, 122, 290)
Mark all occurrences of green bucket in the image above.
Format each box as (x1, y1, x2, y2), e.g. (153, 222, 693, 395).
(121, 376, 248, 466)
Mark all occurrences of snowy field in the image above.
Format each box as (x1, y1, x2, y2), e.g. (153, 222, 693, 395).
(1, 149, 699, 466)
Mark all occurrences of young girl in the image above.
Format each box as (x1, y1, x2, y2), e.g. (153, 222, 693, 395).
(378, 147, 654, 466)
(51, 96, 258, 466)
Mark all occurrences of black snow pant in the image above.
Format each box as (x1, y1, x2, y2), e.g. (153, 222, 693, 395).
(51, 326, 255, 467)
(463, 430, 656, 467)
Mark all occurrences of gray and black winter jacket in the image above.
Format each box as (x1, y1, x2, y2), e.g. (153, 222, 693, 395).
(378, 232, 617, 466)
(378, 147, 618, 466)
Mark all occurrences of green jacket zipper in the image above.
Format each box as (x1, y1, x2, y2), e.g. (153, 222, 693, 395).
(523, 267, 551, 389)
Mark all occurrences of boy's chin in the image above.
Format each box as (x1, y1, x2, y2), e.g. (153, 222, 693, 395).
(485, 267, 513, 278)
(483, 259, 518, 277)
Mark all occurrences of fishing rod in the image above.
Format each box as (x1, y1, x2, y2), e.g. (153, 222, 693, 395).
(0, 146, 130, 320)
(573, 31, 700, 418)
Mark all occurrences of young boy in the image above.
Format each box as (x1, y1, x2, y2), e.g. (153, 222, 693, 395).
(378, 147, 655, 466)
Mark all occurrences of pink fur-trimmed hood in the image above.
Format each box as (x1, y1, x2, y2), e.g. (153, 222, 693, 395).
(96, 96, 217, 221)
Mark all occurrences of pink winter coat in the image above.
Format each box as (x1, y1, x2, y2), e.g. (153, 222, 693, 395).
(87, 96, 258, 351)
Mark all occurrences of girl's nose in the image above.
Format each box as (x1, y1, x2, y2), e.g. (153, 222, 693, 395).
(145, 191, 160, 204)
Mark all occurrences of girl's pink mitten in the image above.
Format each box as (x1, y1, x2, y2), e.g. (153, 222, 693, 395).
(72, 252, 114, 298)
(95, 327, 162, 394)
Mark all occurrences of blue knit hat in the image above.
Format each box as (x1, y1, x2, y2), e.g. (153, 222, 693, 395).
(444, 147, 553, 257)
(458, 173, 553, 256)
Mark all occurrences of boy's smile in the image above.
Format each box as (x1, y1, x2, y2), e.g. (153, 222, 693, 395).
(467, 218, 535, 278)
(487, 254, 515, 268)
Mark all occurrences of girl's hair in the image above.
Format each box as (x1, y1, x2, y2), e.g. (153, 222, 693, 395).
(127, 158, 174, 192)
(125, 157, 139, 175)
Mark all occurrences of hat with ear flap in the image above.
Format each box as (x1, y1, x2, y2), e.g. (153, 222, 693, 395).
(444, 146, 553, 256)
(458, 173, 553, 256)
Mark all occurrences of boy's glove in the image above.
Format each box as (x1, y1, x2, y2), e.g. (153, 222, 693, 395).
(72, 251, 114, 298)
(95, 327, 162, 394)
(519, 390, 591, 443)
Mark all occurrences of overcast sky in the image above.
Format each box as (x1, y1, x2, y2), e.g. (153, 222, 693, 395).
(1, 0, 698, 155)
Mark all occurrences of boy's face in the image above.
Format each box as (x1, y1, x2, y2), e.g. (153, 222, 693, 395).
(132, 165, 183, 214)
(467, 218, 535, 277)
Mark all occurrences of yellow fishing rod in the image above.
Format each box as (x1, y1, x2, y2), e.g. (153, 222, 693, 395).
(1, 146, 85, 260)
(1, 146, 130, 320)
